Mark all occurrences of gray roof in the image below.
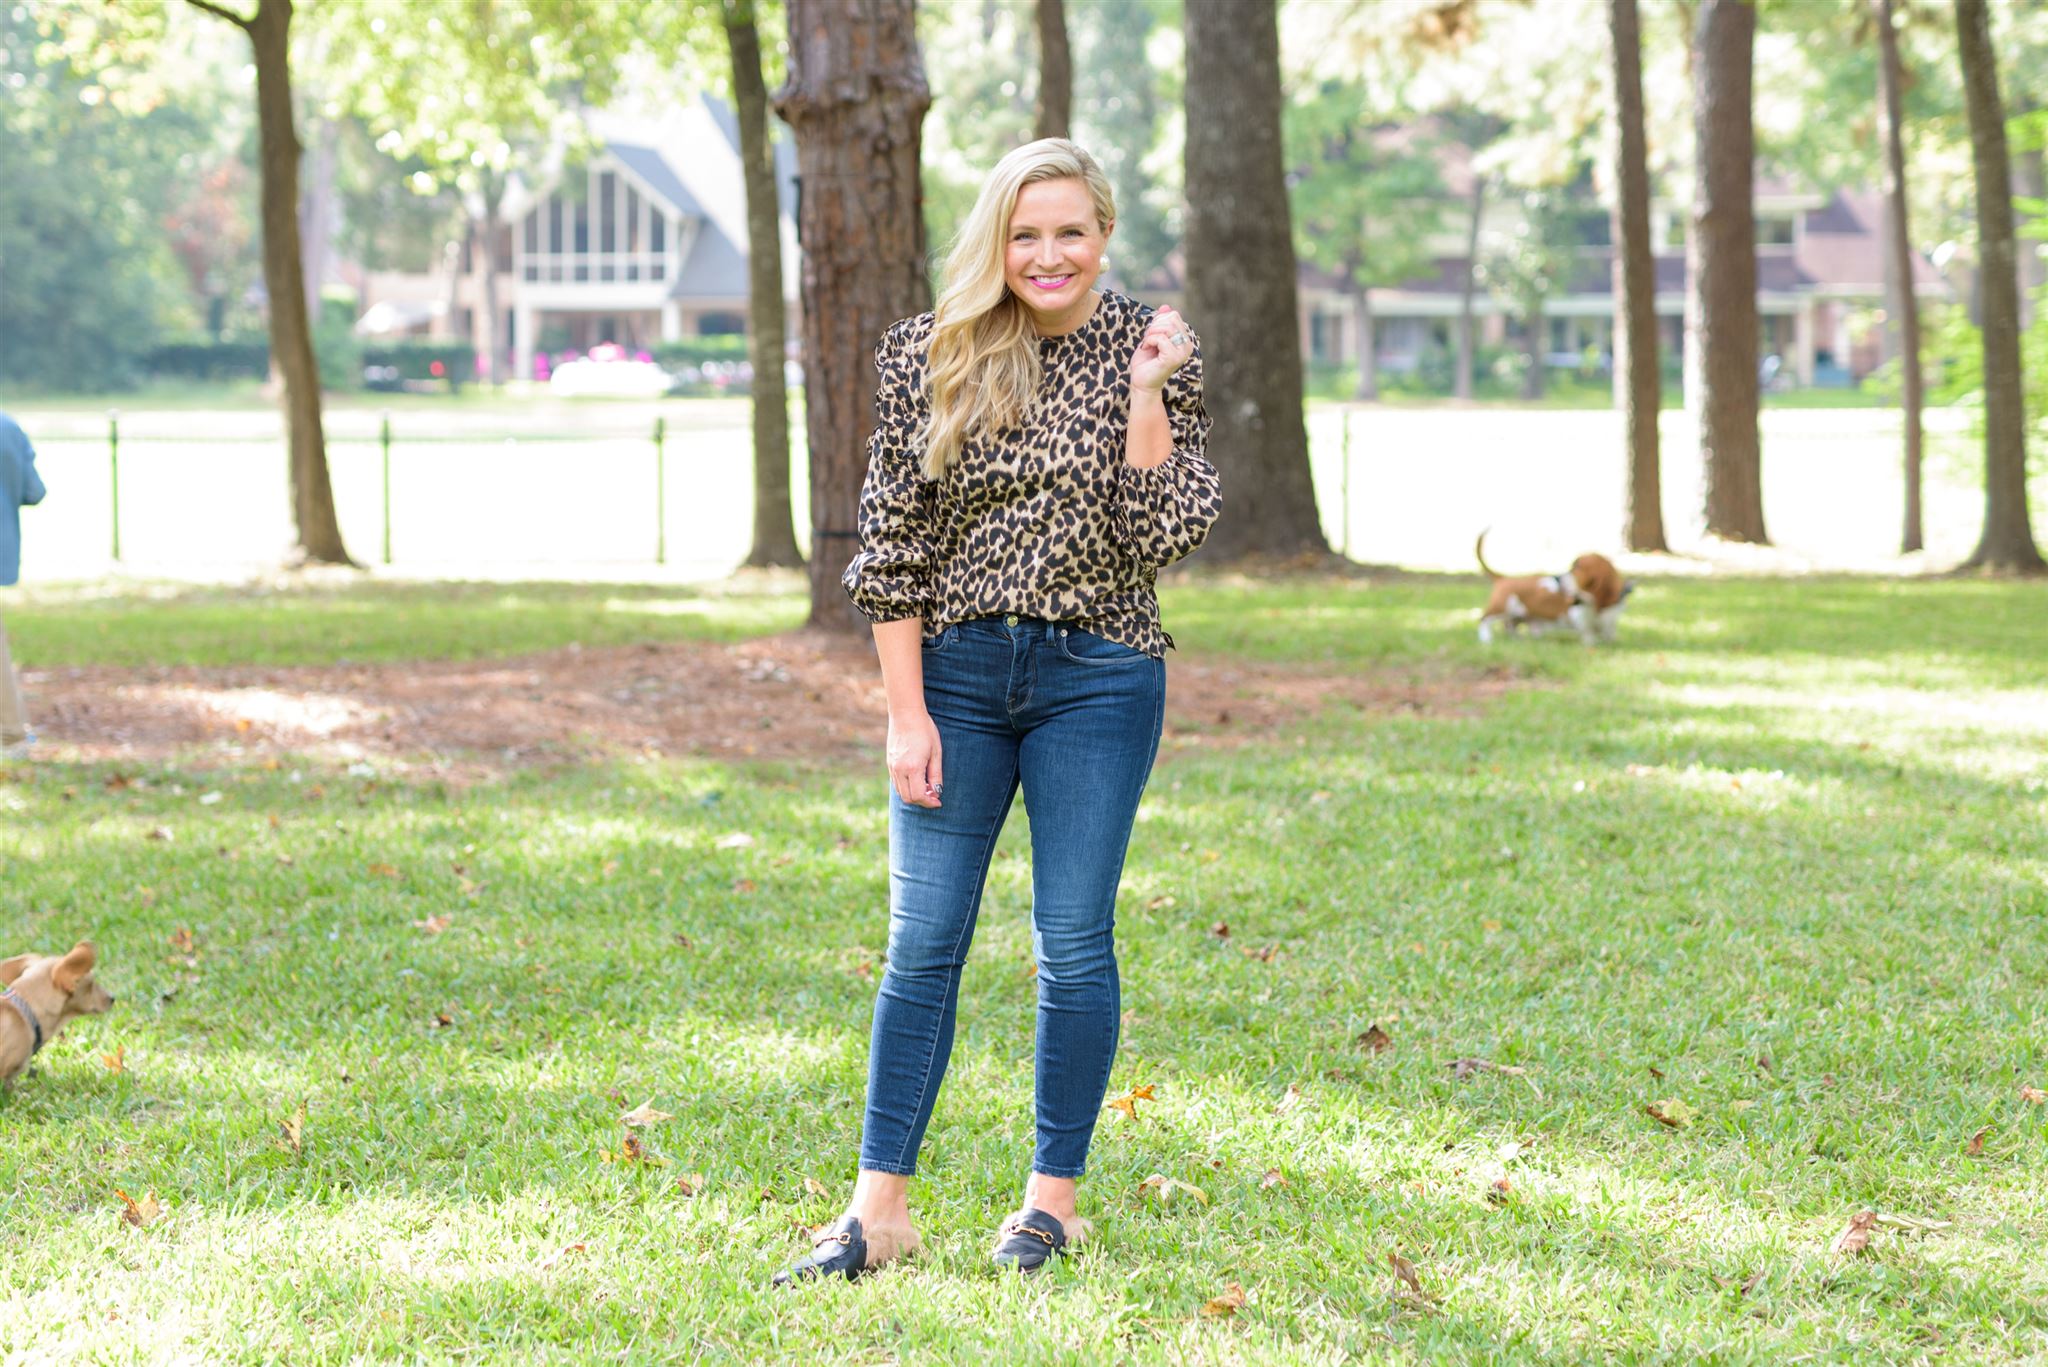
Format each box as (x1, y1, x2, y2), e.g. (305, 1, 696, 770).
(608, 142, 706, 218)
(671, 218, 749, 301)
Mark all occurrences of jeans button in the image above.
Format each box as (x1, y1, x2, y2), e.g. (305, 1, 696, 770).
(1005, 614, 1019, 626)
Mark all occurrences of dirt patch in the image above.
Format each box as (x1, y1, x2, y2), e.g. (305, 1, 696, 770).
(22, 633, 1532, 778)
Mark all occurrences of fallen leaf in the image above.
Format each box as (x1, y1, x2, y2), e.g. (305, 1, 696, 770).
(1105, 1083, 1156, 1120)
(368, 862, 400, 878)
(168, 928, 195, 954)
(1481, 918, 1502, 932)
(1644, 1098, 1695, 1128)
(456, 876, 482, 897)
(621, 1100, 675, 1128)
(1647, 1064, 1666, 1079)
(1276, 1083, 1305, 1114)
(1728, 1099, 1756, 1113)
(602, 860, 620, 876)
(1488, 1176, 1513, 1203)
(1739, 1270, 1764, 1297)
(101, 1046, 125, 1073)
(674, 1173, 705, 1197)
(1755, 1055, 1774, 1073)
(1389, 1251, 1424, 1296)
(1240, 943, 1278, 962)
(412, 915, 453, 935)
(1210, 920, 1230, 939)
(732, 878, 758, 894)
(146, 826, 173, 842)
(1258, 1169, 1287, 1190)
(715, 832, 756, 850)
(1966, 1127, 1990, 1157)
(1357, 1023, 1393, 1054)
(430, 1011, 454, 1029)
(277, 1102, 306, 1155)
(619, 1133, 667, 1166)
(1137, 1172, 1210, 1206)
(1200, 1282, 1246, 1317)
(2021, 1085, 2047, 1105)
(802, 1176, 830, 1198)
(537, 1242, 587, 1270)
(1833, 1209, 1877, 1257)
(115, 1189, 160, 1228)
(1447, 1058, 1525, 1081)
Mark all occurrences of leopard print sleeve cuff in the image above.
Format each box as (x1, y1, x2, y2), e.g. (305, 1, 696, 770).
(842, 318, 938, 626)
(1110, 346, 1221, 571)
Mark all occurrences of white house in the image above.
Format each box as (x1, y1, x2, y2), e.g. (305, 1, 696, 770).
(360, 95, 798, 379)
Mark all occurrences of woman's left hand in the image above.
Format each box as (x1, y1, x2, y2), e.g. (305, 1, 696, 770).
(1130, 305, 1197, 395)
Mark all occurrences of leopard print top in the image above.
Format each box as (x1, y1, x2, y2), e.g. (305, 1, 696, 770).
(840, 288, 1219, 657)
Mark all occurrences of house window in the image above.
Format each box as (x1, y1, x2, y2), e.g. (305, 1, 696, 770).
(1757, 216, 1795, 246)
(651, 214, 666, 254)
(624, 187, 642, 252)
(598, 172, 617, 253)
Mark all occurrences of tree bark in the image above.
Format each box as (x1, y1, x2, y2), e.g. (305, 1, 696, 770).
(1033, 0, 1071, 141)
(1456, 174, 1482, 401)
(476, 174, 506, 385)
(1692, 0, 1767, 543)
(1183, 0, 1325, 561)
(1611, 0, 1667, 551)
(198, 0, 352, 566)
(1876, 0, 1925, 554)
(2014, 141, 2044, 330)
(727, 0, 801, 569)
(1955, 0, 2046, 571)
(774, 0, 932, 629)
(1521, 297, 1546, 400)
(298, 114, 338, 321)
(1351, 283, 1378, 401)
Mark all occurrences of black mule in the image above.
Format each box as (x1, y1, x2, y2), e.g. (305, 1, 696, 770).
(990, 1208, 1068, 1273)
(772, 1214, 868, 1285)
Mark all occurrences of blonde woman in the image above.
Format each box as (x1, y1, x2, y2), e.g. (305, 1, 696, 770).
(776, 139, 1219, 1283)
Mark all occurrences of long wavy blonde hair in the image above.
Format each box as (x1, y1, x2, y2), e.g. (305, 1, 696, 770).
(920, 139, 1117, 479)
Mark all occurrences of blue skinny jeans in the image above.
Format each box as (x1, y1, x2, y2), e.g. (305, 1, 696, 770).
(859, 614, 1166, 1180)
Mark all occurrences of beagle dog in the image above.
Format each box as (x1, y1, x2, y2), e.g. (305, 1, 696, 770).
(1475, 532, 1632, 646)
(1, 942, 115, 1084)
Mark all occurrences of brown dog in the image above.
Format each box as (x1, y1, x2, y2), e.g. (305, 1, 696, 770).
(1476, 532, 1631, 645)
(1, 942, 115, 1084)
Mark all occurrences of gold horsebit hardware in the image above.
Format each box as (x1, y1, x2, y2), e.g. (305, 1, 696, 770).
(1002, 1220, 1058, 1248)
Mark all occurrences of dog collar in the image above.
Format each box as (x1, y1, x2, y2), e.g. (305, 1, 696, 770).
(1, 986, 43, 1057)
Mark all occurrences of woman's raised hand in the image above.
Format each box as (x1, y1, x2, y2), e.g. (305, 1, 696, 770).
(1130, 304, 1197, 395)
(887, 709, 944, 809)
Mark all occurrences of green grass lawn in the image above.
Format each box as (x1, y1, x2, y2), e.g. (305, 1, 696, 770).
(3, 574, 2046, 1361)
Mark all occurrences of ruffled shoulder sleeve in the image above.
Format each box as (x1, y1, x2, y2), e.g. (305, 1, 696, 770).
(840, 314, 940, 624)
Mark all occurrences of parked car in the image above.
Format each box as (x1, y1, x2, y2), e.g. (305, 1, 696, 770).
(548, 343, 672, 398)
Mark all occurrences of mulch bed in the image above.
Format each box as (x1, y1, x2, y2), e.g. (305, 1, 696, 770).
(22, 632, 1532, 779)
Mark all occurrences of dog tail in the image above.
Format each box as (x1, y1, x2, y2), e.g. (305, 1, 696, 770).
(1474, 528, 1502, 580)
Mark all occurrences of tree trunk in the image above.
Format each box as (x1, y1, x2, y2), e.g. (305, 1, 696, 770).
(476, 175, 506, 385)
(1876, 0, 1925, 554)
(2014, 141, 2044, 330)
(1692, 0, 1767, 543)
(1611, 0, 1667, 551)
(298, 114, 338, 321)
(225, 0, 352, 566)
(727, 0, 801, 569)
(1033, 0, 1071, 141)
(774, 0, 932, 629)
(1521, 299, 1546, 400)
(1183, 0, 1325, 561)
(1456, 174, 1482, 401)
(1955, 0, 2046, 571)
(1351, 284, 1378, 401)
